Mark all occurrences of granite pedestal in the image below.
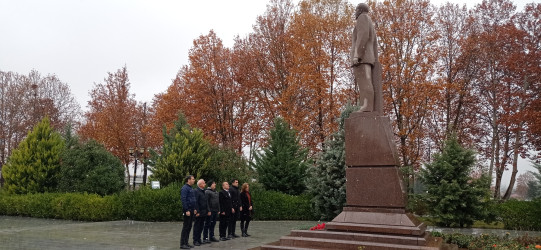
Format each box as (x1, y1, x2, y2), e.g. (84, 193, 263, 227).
(259, 112, 443, 250)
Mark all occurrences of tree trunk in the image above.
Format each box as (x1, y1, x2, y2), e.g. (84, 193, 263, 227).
(503, 79, 530, 200)
(502, 131, 521, 200)
(143, 161, 148, 186)
(125, 163, 131, 190)
(494, 131, 510, 199)
(488, 111, 497, 189)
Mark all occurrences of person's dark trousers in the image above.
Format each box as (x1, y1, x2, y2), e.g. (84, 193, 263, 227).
(219, 213, 229, 238)
(204, 212, 217, 240)
(193, 215, 205, 244)
(180, 213, 193, 247)
(228, 211, 238, 236)
(240, 216, 251, 236)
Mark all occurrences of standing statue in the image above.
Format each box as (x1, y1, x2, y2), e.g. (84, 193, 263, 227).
(351, 3, 378, 112)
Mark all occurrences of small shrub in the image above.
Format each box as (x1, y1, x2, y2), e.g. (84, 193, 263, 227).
(439, 232, 541, 249)
(496, 199, 541, 231)
(442, 233, 475, 248)
(430, 231, 443, 238)
(516, 235, 541, 246)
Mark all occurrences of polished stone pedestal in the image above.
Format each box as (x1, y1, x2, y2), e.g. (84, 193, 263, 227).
(259, 112, 444, 250)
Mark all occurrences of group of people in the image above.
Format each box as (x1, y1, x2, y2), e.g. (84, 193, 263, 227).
(180, 175, 254, 249)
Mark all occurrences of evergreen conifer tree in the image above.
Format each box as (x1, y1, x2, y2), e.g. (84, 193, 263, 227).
(206, 146, 254, 185)
(527, 162, 541, 200)
(150, 113, 212, 186)
(2, 117, 64, 194)
(58, 127, 125, 196)
(252, 117, 309, 195)
(306, 105, 357, 220)
(420, 134, 490, 227)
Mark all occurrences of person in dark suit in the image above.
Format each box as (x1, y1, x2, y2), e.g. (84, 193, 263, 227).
(218, 181, 234, 241)
(240, 183, 254, 237)
(192, 179, 209, 246)
(180, 175, 196, 249)
(229, 179, 241, 238)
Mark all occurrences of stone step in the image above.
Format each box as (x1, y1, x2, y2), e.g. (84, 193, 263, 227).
(289, 230, 427, 246)
(277, 235, 440, 250)
(259, 245, 325, 250)
(326, 222, 426, 236)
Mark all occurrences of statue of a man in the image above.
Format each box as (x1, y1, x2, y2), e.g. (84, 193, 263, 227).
(351, 3, 378, 112)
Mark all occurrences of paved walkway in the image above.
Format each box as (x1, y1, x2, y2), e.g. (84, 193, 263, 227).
(0, 216, 317, 250)
(1, 216, 540, 249)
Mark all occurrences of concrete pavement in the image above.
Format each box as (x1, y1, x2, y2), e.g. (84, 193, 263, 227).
(1, 216, 540, 250)
(0, 216, 317, 250)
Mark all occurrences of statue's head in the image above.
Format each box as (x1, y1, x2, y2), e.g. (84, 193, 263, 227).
(355, 3, 370, 19)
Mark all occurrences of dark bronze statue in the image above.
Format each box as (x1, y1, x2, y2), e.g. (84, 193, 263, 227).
(351, 3, 378, 112)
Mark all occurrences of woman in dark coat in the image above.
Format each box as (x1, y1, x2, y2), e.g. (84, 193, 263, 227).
(239, 183, 253, 237)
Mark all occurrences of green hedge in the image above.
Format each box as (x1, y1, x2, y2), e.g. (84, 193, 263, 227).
(251, 189, 318, 220)
(0, 185, 316, 221)
(433, 231, 541, 249)
(496, 199, 541, 231)
(116, 184, 182, 221)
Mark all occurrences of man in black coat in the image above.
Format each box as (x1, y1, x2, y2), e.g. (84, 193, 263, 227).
(192, 179, 209, 246)
(218, 181, 234, 241)
(229, 179, 241, 238)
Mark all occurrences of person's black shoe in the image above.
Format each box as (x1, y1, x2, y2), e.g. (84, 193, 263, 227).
(187, 244, 194, 248)
(245, 232, 251, 237)
(227, 235, 233, 239)
(193, 241, 201, 246)
(233, 234, 240, 238)
(181, 245, 190, 249)
(203, 239, 210, 244)
(220, 237, 228, 241)
(242, 233, 247, 237)
(210, 237, 219, 242)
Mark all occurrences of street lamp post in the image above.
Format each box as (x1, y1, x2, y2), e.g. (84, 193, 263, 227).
(129, 147, 145, 190)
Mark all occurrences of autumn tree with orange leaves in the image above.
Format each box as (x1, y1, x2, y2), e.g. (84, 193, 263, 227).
(231, 0, 296, 159)
(147, 0, 540, 201)
(467, 0, 538, 200)
(152, 0, 356, 155)
(285, 0, 354, 150)
(516, 4, 541, 157)
(371, 0, 440, 169)
(145, 69, 186, 151)
(79, 66, 140, 186)
(427, 3, 482, 153)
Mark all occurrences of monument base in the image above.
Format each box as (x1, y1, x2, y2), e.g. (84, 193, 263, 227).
(258, 209, 445, 250)
(327, 208, 425, 236)
(257, 112, 447, 249)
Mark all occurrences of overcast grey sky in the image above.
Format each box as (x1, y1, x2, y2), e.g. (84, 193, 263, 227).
(0, 0, 273, 107)
(1, 0, 537, 108)
(0, 0, 538, 184)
